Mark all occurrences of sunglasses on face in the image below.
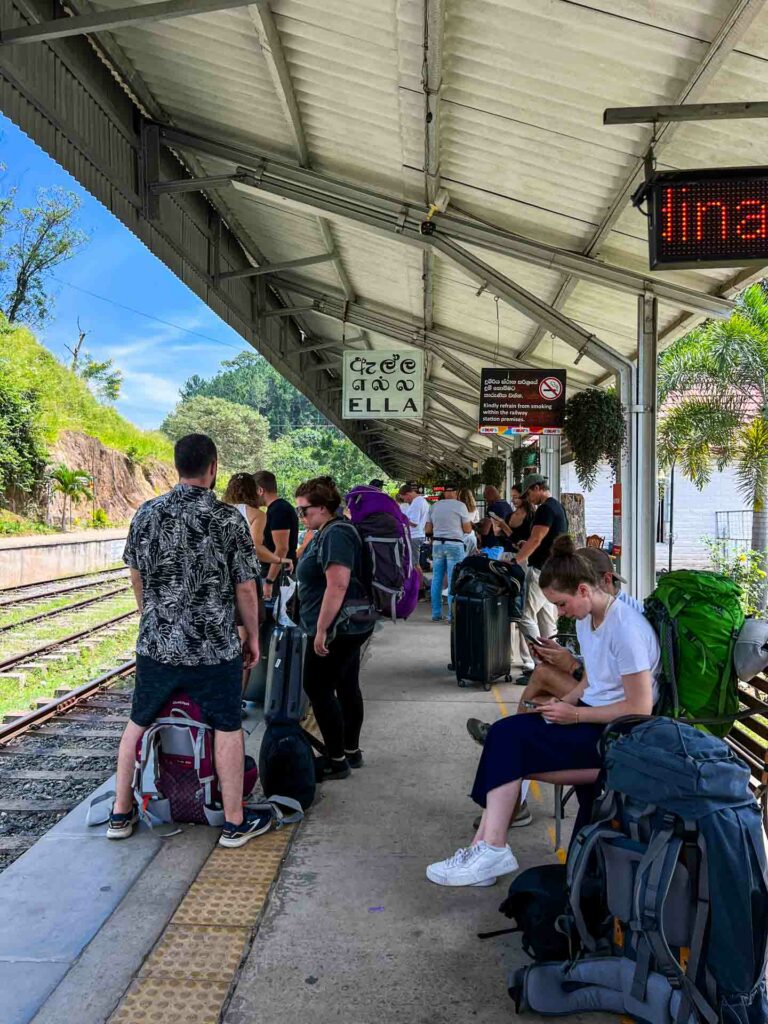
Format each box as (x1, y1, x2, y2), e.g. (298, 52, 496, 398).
(296, 505, 318, 518)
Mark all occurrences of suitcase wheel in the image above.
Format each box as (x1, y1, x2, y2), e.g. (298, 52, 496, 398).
(483, 681, 492, 692)
(457, 678, 468, 688)
(504, 674, 512, 683)
(447, 662, 455, 672)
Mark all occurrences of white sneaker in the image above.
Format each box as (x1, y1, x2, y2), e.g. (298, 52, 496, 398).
(426, 841, 519, 887)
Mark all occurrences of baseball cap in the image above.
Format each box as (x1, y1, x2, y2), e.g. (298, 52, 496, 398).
(521, 473, 547, 494)
(579, 546, 627, 584)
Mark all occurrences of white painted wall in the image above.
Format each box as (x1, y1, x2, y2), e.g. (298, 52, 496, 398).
(560, 462, 751, 570)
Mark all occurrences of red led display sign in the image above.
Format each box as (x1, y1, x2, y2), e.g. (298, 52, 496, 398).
(649, 167, 768, 269)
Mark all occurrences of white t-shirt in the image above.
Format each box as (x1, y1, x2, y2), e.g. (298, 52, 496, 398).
(407, 495, 430, 540)
(617, 590, 644, 614)
(428, 499, 470, 542)
(577, 597, 660, 708)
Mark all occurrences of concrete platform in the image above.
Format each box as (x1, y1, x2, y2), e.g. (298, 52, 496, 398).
(224, 607, 604, 1024)
(2, 606, 611, 1023)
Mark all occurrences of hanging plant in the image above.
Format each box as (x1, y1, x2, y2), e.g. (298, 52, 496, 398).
(563, 388, 626, 489)
(481, 456, 505, 489)
(511, 446, 538, 486)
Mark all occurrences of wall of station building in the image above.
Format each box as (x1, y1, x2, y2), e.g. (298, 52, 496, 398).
(560, 462, 750, 570)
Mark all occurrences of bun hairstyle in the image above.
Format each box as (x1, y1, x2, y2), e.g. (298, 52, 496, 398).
(223, 472, 260, 506)
(539, 534, 600, 594)
(295, 477, 342, 514)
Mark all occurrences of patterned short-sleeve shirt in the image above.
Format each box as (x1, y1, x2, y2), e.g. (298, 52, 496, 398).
(123, 484, 260, 666)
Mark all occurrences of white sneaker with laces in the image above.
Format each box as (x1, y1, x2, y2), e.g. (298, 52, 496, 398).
(426, 841, 519, 887)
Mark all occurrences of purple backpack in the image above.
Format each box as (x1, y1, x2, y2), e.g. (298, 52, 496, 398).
(133, 693, 259, 826)
(344, 486, 419, 621)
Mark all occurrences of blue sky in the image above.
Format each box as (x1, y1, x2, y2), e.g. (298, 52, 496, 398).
(1, 113, 252, 429)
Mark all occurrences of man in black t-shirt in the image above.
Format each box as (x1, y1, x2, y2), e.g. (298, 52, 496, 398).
(253, 470, 299, 599)
(510, 474, 568, 679)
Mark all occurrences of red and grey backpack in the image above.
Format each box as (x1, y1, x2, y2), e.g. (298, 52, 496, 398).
(133, 693, 259, 826)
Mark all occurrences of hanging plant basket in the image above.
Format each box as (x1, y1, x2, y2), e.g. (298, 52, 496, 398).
(481, 456, 505, 490)
(563, 388, 626, 489)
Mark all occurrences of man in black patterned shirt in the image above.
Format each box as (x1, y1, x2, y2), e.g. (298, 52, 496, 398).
(108, 434, 268, 848)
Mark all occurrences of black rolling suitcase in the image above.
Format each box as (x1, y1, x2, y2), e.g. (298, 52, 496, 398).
(258, 624, 318, 809)
(448, 557, 520, 690)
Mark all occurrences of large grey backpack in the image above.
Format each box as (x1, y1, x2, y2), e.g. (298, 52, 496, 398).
(510, 718, 768, 1024)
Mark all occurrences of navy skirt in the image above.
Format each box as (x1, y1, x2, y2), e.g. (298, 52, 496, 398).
(470, 711, 604, 807)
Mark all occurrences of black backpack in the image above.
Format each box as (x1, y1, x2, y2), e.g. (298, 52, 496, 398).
(480, 864, 607, 962)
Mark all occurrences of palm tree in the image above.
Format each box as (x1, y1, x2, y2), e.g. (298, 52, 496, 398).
(658, 282, 768, 606)
(49, 464, 93, 530)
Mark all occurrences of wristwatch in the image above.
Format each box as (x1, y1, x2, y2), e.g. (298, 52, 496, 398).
(571, 662, 585, 683)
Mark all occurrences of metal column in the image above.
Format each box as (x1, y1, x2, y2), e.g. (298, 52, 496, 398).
(540, 435, 562, 500)
(631, 292, 658, 598)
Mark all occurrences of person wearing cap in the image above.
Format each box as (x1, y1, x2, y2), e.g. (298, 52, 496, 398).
(510, 473, 568, 680)
(424, 483, 473, 622)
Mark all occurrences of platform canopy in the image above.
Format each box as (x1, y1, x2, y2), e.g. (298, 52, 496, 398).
(2, 0, 768, 484)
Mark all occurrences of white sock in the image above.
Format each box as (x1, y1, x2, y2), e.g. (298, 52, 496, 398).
(521, 780, 530, 804)
(486, 842, 508, 851)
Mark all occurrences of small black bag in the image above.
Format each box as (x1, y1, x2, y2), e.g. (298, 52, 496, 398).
(480, 863, 607, 961)
(258, 722, 316, 810)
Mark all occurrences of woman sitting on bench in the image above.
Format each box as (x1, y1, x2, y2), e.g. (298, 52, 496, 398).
(426, 534, 660, 888)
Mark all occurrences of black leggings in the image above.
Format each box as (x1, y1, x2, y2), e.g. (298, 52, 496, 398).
(303, 631, 372, 759)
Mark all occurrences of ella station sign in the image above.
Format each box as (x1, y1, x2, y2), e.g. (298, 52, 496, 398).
(479, 368, 566, 435)
(342, 350, 424, 419)
(648, 166, 768, 269)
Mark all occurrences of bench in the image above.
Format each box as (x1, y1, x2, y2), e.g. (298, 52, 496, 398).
(726, 673, 768, 825)
(552, 671, 768, 851)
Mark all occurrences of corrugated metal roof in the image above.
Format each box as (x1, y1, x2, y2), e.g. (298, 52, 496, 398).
(7, 0, 768, 475)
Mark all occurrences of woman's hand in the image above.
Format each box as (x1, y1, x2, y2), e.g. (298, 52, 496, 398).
(535, 639, 578, 674)
(541, 699, 581, 725)
(281, 557, 294, 572)
(314, 629, 330, 657)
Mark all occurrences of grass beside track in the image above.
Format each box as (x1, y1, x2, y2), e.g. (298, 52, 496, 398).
(0, 621, 138, 721)
(0, 592, 138, 663)
(0, 584, 131, 630)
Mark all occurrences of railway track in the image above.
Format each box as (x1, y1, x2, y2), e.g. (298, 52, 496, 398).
(0, 567, 129, 609)
(0, 661, 135, 872)
(0, 610, 138, 675)
(0, 585, 133, 635)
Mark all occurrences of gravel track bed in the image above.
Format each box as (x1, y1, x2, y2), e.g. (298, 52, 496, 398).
(0, 753, 116, 772)
(3, 733, 122, 750)
(0, 776, 106, 803)
(0, 810, 69, 839)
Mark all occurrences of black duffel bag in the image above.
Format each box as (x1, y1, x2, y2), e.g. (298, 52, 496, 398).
(451, 555, 525, 619)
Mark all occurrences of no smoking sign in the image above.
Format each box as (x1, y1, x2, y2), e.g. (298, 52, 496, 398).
(539, 376, 563, 401)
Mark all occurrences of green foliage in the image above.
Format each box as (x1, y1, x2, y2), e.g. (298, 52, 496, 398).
(1, 187, 89, 327)
(563, 388, 626, 489)
(49, 463, 92, 530)
(91, 507, 110, 528)
(0, 324, 172, 462)
(162, 395, 270, 475)
(512, 447, 538, 485)
(78, 355, 123, 401)
(181, 352, 326, 438)
(0, 509, 55, 536)
(704, 540, 767, 619)
(0, 371, 47, 492)
(481, 456, 505, 489)
(265, 426, 389, 498)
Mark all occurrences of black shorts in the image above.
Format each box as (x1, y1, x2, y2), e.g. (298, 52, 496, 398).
(131, 654, 243, 732)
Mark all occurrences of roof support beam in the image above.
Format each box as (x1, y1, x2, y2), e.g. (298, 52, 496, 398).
(218, 253, 336, 282)
(432, 236, 630, 376)
(604, 100, 768, 124)
(155, 125, 733, 317)
(0, 0, 258, 45)
(519, 0, 767, 360)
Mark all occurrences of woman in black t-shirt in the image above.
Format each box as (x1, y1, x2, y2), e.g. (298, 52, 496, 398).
(491, 498, 534, 553)
(295, 478, 374, 781)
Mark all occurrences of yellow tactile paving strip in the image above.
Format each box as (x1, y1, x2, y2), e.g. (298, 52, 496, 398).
(108, 824, 297, 1024)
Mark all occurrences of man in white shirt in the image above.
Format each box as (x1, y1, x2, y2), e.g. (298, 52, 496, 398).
(400, 483, 429, 568)
(425, 483, 472, 622)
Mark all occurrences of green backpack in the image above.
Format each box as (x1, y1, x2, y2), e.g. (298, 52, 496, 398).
(644, 570, 744, 737)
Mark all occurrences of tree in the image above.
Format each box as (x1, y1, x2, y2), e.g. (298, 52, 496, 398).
(161, 395, 270, 474)
(49, 464, 93, 530)
(181, 351, 327, 438)
(1, 187, 89, 326)
(65, 320, 123, 401)
(658, 282, 768, 605)
(0, 372, 47, 493)
(265, 425, 388, 498)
